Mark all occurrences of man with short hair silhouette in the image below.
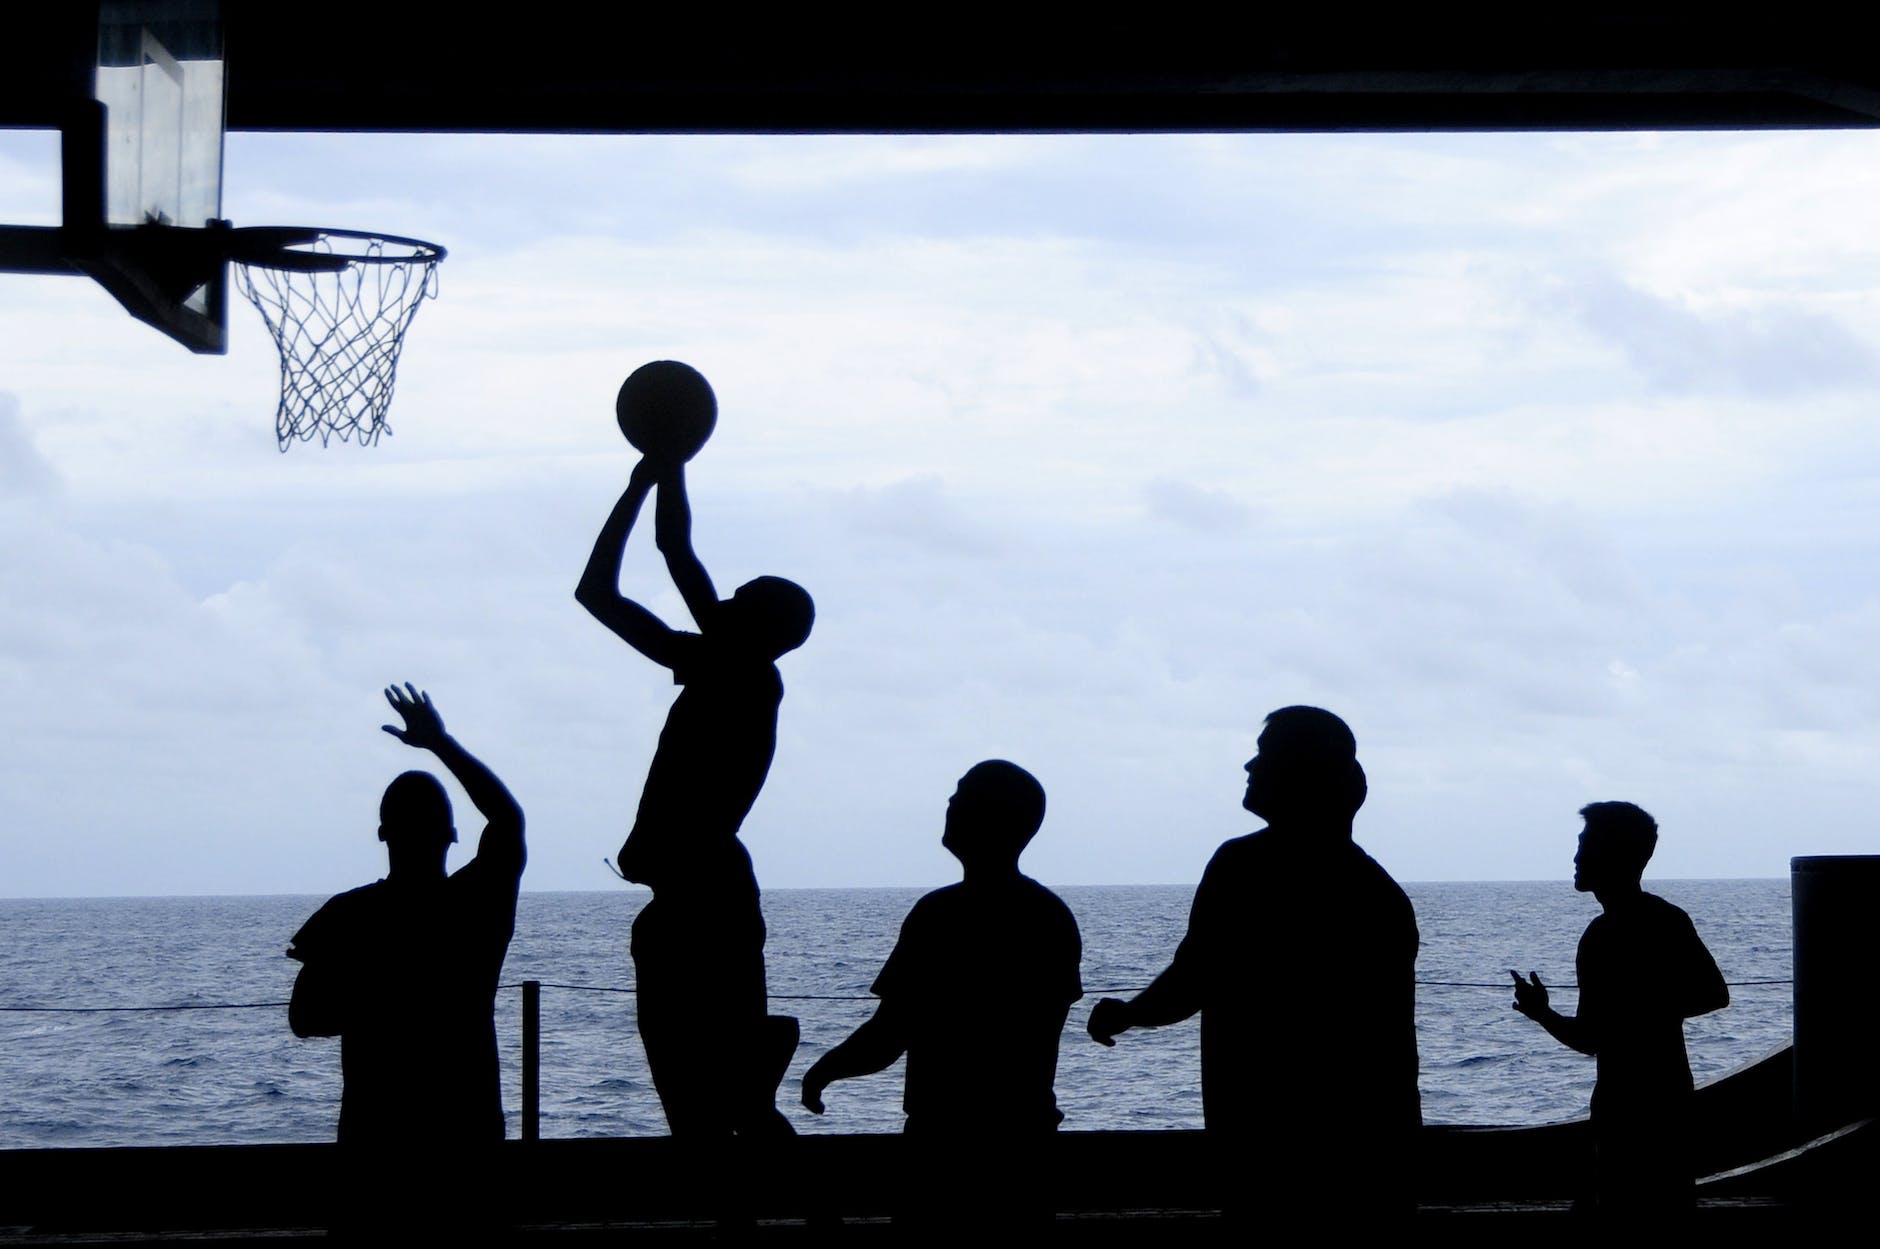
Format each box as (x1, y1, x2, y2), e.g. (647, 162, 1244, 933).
(801, 760, 1081, 1223)
(1511, 801, 1728, 1217)
(1087, 706, 1419, 1220)
(577, 435, 813, 1138)
(288, 685, 525, 1150)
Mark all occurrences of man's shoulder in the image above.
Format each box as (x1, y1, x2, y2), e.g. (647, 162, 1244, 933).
(313, 880, 389, 918)
(449, 845, 525, 893)
(909, 881, 968, 911)
(1204, 830, 1270, 871)
(902, 877, 1079, 944)
(1345, 840, 1412, 898)
(1595, 892, 1697, 937)
(1202, 828, 1347, 879)
(1013, 874, 1079, 925)
(1638, 890, 1695, 921)
(289, 880, 387, 958)
(1634, 892, 1706, 947)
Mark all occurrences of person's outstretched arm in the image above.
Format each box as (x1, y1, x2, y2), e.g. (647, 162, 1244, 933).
(1089, 854, 1221, 1046)
(801, 1001, 910, 1114)
(1509, 971, 1596, 1055)
(576, 459, 686, 668)
(383, 684, 525, 878)
(654, 462, 720, 629)
(1087, 951, 1203, 1046)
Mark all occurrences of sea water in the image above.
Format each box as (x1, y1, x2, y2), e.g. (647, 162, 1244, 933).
(0, 881, 1792, 1148)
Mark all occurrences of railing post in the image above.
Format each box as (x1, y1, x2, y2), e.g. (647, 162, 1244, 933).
(522, 979, 541, 1142)
(1792, 856, 1880, 1134)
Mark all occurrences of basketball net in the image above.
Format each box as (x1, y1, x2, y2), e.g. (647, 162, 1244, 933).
(233, 232, 443, 450)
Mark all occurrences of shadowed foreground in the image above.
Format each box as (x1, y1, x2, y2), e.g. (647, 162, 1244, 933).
(1, 1048, 1871, 1243)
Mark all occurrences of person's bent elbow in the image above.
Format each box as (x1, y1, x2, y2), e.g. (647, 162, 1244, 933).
(573, 579, 608, 614)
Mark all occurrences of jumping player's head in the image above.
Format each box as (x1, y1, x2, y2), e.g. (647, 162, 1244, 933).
(942, 760, 1048, 872)
(1243, 705, 1367, 827)
(1575, 801, 1657, 893)
(724, 575, 815, 658)
(378, 770, 456, 872)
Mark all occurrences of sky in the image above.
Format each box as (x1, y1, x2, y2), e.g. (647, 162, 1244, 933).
(3, 128, 1880, 897)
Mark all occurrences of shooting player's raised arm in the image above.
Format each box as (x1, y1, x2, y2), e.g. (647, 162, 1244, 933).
(654, 462, 720, 629)
(576, 459, 686, 669)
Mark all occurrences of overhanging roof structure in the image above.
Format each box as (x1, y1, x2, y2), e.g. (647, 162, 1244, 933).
(8, 7, 1880, 135)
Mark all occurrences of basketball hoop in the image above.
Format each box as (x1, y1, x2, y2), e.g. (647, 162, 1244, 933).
(230, 227, 446, 450)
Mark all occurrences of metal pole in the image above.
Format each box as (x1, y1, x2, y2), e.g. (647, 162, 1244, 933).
(522, 979, 540, 1142)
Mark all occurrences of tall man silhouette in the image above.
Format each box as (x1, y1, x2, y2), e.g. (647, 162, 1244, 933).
(1511, 801, 1728, 1217)
(1087, 706, 1420, 1220)
(577, 388, 813, 1137)
(288, 685, 525, 1173)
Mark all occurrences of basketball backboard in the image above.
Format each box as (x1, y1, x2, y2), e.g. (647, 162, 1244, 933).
(69, 0, 229, 353)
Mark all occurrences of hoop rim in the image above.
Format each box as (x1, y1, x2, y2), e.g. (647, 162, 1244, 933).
(227, 226, 447, 272)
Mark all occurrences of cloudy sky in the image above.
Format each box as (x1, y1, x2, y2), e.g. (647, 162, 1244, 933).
(3, 128, 1880, 898)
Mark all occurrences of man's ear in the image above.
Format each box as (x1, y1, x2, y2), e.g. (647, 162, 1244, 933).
(449, 825, 459, 845)
(378, 824, 389, 844)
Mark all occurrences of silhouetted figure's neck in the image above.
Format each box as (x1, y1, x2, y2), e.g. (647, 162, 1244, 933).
(960, 859, 1024, 887)
(383, 842, 449, 884)
(1592, 879, 1645, 912)
(1262, 815, 1355, 844)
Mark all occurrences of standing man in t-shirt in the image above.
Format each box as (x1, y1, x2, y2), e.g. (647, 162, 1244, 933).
(1087, 706, 1420, 1222)
(801, 761, 1082, 1222)
(1511, 801, 1729, 1217)
(287, 685, 525, 1225)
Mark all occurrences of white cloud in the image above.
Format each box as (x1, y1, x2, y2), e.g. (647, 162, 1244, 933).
(1546, 271, 1878, 396)
(0, 394, 60, 498)
(1143, 479, 1254, 534)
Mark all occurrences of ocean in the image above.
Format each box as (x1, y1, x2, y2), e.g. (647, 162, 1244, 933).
(0, 880, 1792, 1148)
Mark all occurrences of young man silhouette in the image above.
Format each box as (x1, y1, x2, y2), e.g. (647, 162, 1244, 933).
(1511, 801, 1728, 1217)
(1087, 706, 1420, 1221)
(576, 418, 813, 1138)
(287, 685, 526, 1148)
(802, 760, 1081, 1223)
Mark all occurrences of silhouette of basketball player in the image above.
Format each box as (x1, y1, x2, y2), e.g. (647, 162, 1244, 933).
(287, 685, 525, 1146)
(1087, 706, 1420, 1221)
(576, 367, 813, 1137)
(1510, 801, 1728, 1217)
(802, 760, 1081, 1224)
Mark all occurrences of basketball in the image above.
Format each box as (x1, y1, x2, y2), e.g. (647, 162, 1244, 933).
(616, 360, 717, 463)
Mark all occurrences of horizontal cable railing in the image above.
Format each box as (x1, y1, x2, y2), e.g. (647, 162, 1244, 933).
(0, 976, 1793, 1013)
(1, 976, 1796, 1141)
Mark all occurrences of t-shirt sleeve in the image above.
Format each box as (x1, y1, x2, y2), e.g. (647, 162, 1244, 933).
(868, 899, 936, 1008)
(870, 901, 928, 1000)
(1050, 896, 1084, 1005)
(287, 898, 337, 963)
(1674, 909, 1729, 1018)
(1165, 844, 1231, 989)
